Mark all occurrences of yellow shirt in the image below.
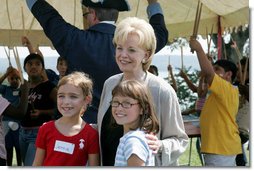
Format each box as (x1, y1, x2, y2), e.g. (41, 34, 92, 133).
(200, 74, 241, 155)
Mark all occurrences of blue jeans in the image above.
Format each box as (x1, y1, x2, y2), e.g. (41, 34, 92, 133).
(204, 154, 236, 166)
(19, 128, 39, 166)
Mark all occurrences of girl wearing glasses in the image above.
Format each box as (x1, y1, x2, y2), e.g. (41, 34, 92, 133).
(111, 80, 159, 166)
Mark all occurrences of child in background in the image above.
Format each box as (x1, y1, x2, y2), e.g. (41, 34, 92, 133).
(111, 80, 159, 166)
(0, 67, 22, 166)
(20, 53, 57, 166)
(56, 56, 68, 80)
(21, 36, 64, 85)
(189, 37, 241, 166)
(0, 80, 29, 166)
(148, 64, 177, 92)
(234, 57, 249, 166)
(33, 72, 100, 166)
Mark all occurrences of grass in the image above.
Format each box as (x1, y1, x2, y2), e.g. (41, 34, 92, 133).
(179, 137, 203, 166)
(11, 138, 250, 166)
(179, 138, 250, 167)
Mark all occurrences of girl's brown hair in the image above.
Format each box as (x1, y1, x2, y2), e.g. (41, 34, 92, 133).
(112, 80, 159, 134)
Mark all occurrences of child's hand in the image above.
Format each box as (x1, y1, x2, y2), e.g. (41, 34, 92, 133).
(179, 69, 188, 79)
(167, 64, 172, 71)
(20, 79, 28, 91)
(6, 66, 14, 75)
(21, 36, 30, 46)
(189, 37, 202, 52)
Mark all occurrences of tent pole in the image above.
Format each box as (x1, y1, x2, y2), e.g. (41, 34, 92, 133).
(217, 16, 222, 60)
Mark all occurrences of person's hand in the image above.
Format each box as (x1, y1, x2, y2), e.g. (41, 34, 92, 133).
(19, 79, 29, 92)
(21, 36, 31, 46)
(189, 36, 202, 53)
(145, 134, 162, 154)
(179, 69, 187, 78)
(167, 64, 172, 71)
(147, 0, 158, 5)
(6, 66, 14, 75)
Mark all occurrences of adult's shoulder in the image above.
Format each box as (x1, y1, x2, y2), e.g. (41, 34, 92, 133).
(146, 72, 175, 93)
(104, 73, 123, 86)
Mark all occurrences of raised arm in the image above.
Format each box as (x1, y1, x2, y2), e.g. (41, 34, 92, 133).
(197, 74, 208, 98)
(0, 66, 13, 84)
(147, 0, 168, 52)
(179, 69, 197, 93)
(22, 36, 44, 57)
(22, 36, 36, 54)
(189, 37, 214, 85)
(167, 65, 178, 92)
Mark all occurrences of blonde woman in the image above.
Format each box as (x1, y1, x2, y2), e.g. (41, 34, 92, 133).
(98, 17, 188, 166)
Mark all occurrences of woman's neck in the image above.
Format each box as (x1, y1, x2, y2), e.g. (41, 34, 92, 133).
(123, 71, 147, 82)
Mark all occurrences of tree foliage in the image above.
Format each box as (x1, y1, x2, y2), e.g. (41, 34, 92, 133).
(165, 66, 199, 111)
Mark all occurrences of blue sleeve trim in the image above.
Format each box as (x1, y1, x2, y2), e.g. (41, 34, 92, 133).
(146, 2, 163, 19)
(26, 0, 39, 10)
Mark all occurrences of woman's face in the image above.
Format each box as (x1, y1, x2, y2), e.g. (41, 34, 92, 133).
(115, 34, 148, 74)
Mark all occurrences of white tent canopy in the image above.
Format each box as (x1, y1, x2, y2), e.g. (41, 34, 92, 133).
(0, 0, 249, 47)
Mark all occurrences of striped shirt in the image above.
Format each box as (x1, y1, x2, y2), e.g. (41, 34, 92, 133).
(114, 129, 154, 166)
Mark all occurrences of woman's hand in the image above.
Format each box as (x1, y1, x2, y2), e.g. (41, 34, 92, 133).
(145, 134, 162, 154)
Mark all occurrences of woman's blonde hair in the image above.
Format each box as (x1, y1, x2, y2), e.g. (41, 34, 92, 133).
(57, 72, 93, 99)
(112, 80, 159, 134)
(113, 17, 157, 71)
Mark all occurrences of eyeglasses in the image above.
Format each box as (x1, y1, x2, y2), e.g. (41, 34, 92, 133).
(83, 12, 91, 17)
(110, 101, 139, 109)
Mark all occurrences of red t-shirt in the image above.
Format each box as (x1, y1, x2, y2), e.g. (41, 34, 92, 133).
(36, 120, 99, 166)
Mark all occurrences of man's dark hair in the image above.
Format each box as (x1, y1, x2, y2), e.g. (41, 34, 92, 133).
(148, 65, 159, 76)
(23, 53, 45, 71)
(214, 59, 238, 81)
(93, 7, 119, 22)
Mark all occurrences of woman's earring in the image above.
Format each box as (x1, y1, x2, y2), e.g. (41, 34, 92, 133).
(142, 59, 146, 63)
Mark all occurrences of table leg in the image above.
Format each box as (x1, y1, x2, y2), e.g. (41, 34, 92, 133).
(188, 138, 193, 166)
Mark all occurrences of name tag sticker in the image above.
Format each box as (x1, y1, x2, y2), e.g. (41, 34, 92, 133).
(13, 91, 19, 96)
(54, 140, 75, 154)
